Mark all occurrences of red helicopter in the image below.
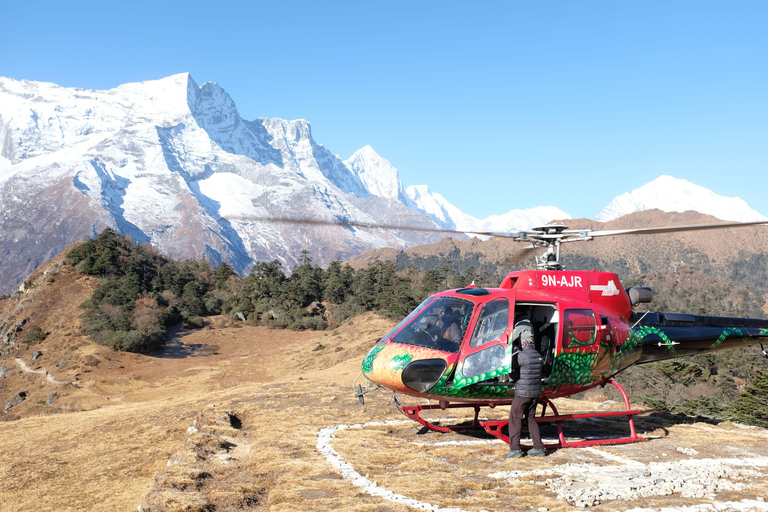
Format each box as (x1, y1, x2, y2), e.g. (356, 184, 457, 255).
(348, 221, 768, 449)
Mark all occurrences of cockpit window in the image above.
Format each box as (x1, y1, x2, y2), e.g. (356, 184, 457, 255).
(469, 298, 510, 348)
(382, 297, 434, 342)
(390, 296, 475, 353)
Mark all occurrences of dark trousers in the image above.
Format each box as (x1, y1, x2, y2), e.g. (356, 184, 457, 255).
(508, 395, 544, 450)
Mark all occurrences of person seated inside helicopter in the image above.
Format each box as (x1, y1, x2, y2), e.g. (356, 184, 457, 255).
(435, 308, 463, 351)
(415, 306, 464, 352)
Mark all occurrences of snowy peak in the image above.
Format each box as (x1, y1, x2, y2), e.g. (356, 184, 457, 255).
(344, 148, 571, 232)
(596, 175, 768, 223)
(187, 78, 242, 140)
(344, 145, 405, 201)
(0, 73, 198, 165)
(405, 185, 570, 233)
(405, 185, 464, 229)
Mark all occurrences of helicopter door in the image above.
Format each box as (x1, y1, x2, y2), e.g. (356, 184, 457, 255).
(452, 298, 512, 388)
(558, 309, 601, 385)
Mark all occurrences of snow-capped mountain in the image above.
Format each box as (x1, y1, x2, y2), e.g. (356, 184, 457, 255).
(344, 145, 409, 203)
(595, 175, 768, 223)
(404, 184, 570, 233)
(343, 146, 571, 233)
(0, 74, 445, 292)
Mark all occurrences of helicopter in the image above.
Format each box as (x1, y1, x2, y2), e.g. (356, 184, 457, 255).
(225, 214, 768, 448)
(349, 220, 768, 448)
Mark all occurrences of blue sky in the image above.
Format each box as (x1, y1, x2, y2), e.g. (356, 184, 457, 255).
(4, 1, 767, 220)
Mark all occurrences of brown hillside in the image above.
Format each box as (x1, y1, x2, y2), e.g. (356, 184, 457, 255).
(348, 209, 768, 282)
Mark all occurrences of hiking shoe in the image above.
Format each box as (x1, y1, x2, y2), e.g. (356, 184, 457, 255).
(503, 449, 524, 459)
(527, 448, 547, 457)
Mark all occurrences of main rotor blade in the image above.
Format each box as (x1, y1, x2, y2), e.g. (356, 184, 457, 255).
(582, 219, 768, 238)
(220, 215, 526, 239)
(501, 246, 537, 266)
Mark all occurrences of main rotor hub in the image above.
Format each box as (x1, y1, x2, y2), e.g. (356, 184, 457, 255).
(521, 225, 569, 270)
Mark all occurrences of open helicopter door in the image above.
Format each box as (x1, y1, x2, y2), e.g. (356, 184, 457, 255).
(513, 302, 559, 383)
(452, 297, 514, 389)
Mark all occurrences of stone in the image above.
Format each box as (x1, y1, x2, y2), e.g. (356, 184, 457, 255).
(32, 351, 43, 361)
(4, 391, 27, 412)
(46, 392, 57, 405)
(56, 358, 69, 367)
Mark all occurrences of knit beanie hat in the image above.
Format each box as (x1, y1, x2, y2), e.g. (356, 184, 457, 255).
(521, 334, 534, 348)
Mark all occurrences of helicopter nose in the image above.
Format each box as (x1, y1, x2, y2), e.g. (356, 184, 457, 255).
(362, 342, 451, 395)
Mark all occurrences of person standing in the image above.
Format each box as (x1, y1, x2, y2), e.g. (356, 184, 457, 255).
(504, 329, 546, 458)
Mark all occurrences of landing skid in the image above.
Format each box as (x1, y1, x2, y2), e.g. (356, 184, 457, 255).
(395, 380, 645, 449)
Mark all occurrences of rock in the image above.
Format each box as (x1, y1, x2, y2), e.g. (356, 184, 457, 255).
(0, 364, 8, 377)
(4, 391, 27, 412)
(32, 351, 43, 361)
(56, 358, 69, 367)
(3, 331, 15, 346)
(235, 312, 246, 321)
(47, 392, 57, 405)
(676, 446, 699, 456)
(13, 318, 26, 332)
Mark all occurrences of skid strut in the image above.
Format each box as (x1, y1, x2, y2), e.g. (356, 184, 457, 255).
(395, 399, 513, 433)
(395, 380, 645, 449)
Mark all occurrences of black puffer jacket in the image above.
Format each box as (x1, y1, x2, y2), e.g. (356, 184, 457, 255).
(514, 345, 543, 398)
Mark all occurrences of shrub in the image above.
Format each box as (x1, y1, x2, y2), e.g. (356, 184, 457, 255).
(185, 316, 205, 329)
(92, 330, 163, 353)
(674, 396, 725, 418)
(290, 315, 326, 331)
(635, 395, 669, 411)
(23, 325, 47, 345)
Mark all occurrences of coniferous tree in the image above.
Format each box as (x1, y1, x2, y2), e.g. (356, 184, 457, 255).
(729, 372, 768, 428)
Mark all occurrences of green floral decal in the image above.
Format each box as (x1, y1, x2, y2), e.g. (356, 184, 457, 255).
(566, 331, 596, 347)
(362, 343, 386, 373)
(617, 332, 640, 359)
(425, 362, 512, 399)
(452, 343, 514, 389)
(389, 353, 414, 372)
(548, 348, 599, 387)
(710, 327, 747, 350)
(632, 325, 677, 355)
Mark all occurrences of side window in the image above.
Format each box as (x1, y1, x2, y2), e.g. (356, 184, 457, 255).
(563, 309, 597, 348)
(470, 299, 510, 348)
(462, 344, 505, 378)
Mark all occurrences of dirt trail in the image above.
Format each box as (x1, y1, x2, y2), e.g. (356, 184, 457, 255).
(14, 357, 70, 385)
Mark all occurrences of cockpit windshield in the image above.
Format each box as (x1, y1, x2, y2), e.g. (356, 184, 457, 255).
(390, 296, 475, 353)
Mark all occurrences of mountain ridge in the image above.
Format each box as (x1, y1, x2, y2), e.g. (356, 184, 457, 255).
(0, 74, 446, 293)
